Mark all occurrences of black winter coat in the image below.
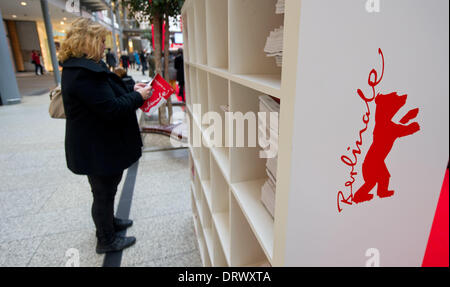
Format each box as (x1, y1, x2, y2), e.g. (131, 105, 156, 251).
(122, 76, 136, 93)
(61, 57, 144, 176)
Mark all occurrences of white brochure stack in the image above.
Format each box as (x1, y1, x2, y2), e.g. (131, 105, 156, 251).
(275, 0, 285, 14)
(264, 26, 284, 68)
(259, 95, 280, 218)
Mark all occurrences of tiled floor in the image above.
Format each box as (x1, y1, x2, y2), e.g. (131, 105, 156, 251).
(0, 69, 201, 267)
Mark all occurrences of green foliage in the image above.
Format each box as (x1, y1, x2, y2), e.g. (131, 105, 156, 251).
(124, 0, 184, 22)
(141, 29, 152, 41)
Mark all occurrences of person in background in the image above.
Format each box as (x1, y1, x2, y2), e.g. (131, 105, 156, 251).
(147, 51, 155, 78)
(120, 51, 130, 73)
(139, 50, 147, 76)
(134, 50, 141, 71)
(114, 67, 136, 93)
(129, 52, 135, 70)
(31, 50, 44, 76)
(59, 18, 153, 254)
(105, 48, 116, 71)
(174, 48, 185, 102)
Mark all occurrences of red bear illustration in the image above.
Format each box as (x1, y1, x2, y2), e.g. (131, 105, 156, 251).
(353, 92, 421, 204)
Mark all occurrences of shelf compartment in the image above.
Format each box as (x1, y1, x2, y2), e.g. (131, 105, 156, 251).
(181, 12, 190, 63)
(193, 166, 202, 206)
(205, 0, 228, 69)
(210, 147, 230, 180)
(212, 223, 229, 267)
(199, 233, 212, 267)
(200, 185, 212, 230)
(190, 183, 198, 219)
(230, 178, 274, 263)
(212, 212, 231, 265)
(184, 63, 192, 108)
(189, 150, 194, 182)
(206, 73, 229, 148)
(202, 204, 214, 264)
(210, 156, 231, 263)
(207, 72, 228, 116)
(186, 5, 197, 63)
(193, 174, 214, 266)
(191, 113, 202, 162)
(210, 156, 229, 214)
(196, 69, 209, 122)
(229, 0, 283, 83)
(198, 141, 210, 180)
(230, 74, 281, 99)
(189, 62, 281, 99)
(207, 73, 230, 178)
(192, 194, 210, 267)
(229, 82, 267, 183)
(194, 0, 207, 65)
(230, 192, 268, 266)
(201, 179, 212, 212)
(189, 66, 198, 105)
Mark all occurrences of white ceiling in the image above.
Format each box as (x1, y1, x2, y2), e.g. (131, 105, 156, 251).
(1, 0, 82, 29)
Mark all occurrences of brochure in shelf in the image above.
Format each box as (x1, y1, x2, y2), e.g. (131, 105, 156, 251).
(275, 0, 285, 14)
(264, 26, 284, 67)
(259, 95, 280, 135)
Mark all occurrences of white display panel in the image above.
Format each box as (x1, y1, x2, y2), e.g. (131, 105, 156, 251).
(285, 0, 449, 266)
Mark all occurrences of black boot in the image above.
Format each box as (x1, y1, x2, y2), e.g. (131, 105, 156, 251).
(113, 217, 133, 232)
(96, 236, 136, 254)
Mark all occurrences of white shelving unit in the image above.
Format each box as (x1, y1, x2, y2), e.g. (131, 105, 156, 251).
(182, 0, 450, 267)
(183, 0, 301, 267)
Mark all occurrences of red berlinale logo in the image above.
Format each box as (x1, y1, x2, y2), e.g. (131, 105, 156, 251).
(337, 49, 421, 213)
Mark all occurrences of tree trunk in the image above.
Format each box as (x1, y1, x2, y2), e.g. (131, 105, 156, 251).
(164, 13, 173, 124)
(153, 14, 168, 125)
(153, 15, 162, 75)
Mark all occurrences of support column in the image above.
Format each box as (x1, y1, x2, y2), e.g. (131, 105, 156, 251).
(0, 8, 21, 105)
(5, 20, 24, 72)
(40, 0, 61, 85)
(115, 3, 123, 53)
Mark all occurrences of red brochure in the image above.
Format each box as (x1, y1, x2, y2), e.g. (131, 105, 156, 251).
(140, 74, 175, 115)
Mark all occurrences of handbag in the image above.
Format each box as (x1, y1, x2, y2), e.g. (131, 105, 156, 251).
(49, 85, 66, 119)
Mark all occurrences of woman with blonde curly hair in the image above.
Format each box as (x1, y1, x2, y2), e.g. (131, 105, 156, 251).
(59, 17, 152, 254)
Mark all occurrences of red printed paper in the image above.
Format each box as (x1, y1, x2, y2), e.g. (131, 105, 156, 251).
(140, 74, 175, 116)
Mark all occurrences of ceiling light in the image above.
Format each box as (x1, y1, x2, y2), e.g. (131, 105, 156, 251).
(20, 2, 27, 6)
(12, 15, 17, 18)
(63, 17, 67, 21)
(60, 21, 65, 25)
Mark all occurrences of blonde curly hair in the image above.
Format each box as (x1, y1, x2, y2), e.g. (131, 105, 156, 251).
(58, 17, 109, 63)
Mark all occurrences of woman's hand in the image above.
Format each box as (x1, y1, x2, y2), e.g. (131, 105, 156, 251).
(134, 83, 147, 91)
(137, 86, 153, 101)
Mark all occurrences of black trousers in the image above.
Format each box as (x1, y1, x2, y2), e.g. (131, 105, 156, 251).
(87, 172, 123, 244)
(34, 63, 43, 75)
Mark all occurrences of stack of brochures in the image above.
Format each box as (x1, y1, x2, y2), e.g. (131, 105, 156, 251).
(276, 0, 285, 14)
(259, 95, 280, 218)
(264, 26, 284, 67)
